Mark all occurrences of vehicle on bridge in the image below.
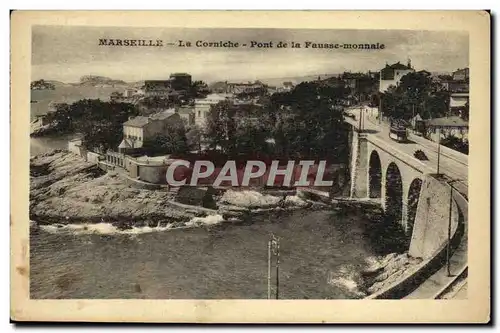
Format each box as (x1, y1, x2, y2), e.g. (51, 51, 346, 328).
(389, 120, 409, 143)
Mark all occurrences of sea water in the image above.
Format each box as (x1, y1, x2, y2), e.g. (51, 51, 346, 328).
(30, 209, 380, 299)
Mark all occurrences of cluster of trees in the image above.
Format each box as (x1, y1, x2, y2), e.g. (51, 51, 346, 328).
(142, 124, 189, 156)
(204, 100, 270, 157)
(440, 135, 469, 155)
(203, 80, 350, 162)
(381, 71, 450, 121)
(43, 99, 138, 151)
(188, 80, 210, 99)
(137, 96, 176, 115)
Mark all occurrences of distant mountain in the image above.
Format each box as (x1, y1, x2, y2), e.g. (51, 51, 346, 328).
(44, 80, 68, 87)
(208, 81, 229, 92)
(78, 75, 128, 87)
(31, 79, 56, 90)
(257, 74, 341, 87)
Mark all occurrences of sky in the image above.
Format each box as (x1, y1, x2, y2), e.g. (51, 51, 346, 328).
(31, 26, 469, 83)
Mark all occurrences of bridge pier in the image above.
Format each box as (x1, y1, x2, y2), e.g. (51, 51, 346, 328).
(401, 192, 409, 232)
(350, 132, 369, 198)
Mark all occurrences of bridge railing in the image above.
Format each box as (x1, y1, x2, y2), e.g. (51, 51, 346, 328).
(408, 132, 468, 166)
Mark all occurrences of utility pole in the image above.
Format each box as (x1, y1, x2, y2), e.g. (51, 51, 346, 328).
(358, 107, 364, 132)
(447, 181, 454, 277)
(275, 238, 280, 300)
(267, 234, 281, 300)
(379, 94, 382, 125)
(267, 240, 272, 299)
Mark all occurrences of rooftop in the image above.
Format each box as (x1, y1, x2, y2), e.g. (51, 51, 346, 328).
(425, 116, 469, 128)
(382, 61, 413, 71)
(124, 109, 177, 127)
(123, 116, 151, 128)
(177, 106, 194, 114)
(149, 109, 176, 120)
(170, 73, 192, 77)
(195, 93, 233, 103)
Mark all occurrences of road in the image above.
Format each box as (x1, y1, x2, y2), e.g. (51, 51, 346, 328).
(345, 107, 468, 197)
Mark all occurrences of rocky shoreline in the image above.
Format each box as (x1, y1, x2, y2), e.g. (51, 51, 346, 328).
(30, 150, 202, 228)
(358, 252, 422, 296)
(30, 150, 332, 229)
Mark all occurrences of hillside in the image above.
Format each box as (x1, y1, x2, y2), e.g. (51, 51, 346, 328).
(258, 74, 340, 87)
(78, 75, 128, 87)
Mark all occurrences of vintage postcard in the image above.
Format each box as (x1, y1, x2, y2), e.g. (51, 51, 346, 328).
(11, 11, 490, 323)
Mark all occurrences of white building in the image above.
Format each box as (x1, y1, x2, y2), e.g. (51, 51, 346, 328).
(124, 88, 137, 98)
(379, 61, 415, 93)
(450, 92, 469, 109)
(118, 108, 182, 152)
(194, 93, 233, 128)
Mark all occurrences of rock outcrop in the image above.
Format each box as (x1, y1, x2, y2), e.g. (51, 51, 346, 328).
(30, 151, 200, 227)
(359, 252, 423, 295)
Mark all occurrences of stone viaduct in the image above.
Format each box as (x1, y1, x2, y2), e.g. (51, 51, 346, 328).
(348, 128, 435, 242)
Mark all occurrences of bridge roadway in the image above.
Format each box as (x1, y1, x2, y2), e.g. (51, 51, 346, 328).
(344, 108, 468, 198)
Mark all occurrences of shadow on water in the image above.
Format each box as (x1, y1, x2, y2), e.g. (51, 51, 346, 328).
(362, 214, 408, 255)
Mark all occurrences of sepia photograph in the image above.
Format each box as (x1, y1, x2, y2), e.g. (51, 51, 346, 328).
(11, 10, 490, 323)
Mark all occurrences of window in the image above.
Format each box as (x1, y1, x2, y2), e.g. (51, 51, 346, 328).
(198, 110, 201, 117)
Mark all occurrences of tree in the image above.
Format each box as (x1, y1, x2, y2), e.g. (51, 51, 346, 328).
(234, 119, 271, 156)
(461, 101, 470, 121)
(382, 71, 450, 121)
(189, 80, 210, 99)
(75, 100, 138, 151)
(143, 124, 189, 156)
(186, 125, 203, 151)
(205, 100, 238, 154)
(110, 91, 124, 102)
(138, 96, 174, 114)
(441, 135, 469, 155)
(38, 99, 138, 151)
(264, 81, 349, 161)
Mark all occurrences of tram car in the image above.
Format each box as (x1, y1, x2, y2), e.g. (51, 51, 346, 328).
(389, 120, 408, 143)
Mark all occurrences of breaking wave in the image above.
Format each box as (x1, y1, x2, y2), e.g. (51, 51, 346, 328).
(37, 214, 226, 235)
(328, 264, 366, 298)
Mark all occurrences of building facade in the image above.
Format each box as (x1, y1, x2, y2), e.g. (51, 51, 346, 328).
(379, 61, 415, 93)
(194, 93, 233, 128)
(452, 68, 469, 81)
(226, 82, 265, 94)
(177, 106, 195, 126)
(144, 80, 171, 97)
(118, 109, 183, 152)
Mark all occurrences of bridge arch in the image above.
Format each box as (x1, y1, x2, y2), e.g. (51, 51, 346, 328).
(385, 162, 403, 225)
(406, 177, 423, 242)
(368, 150, 382, 198)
